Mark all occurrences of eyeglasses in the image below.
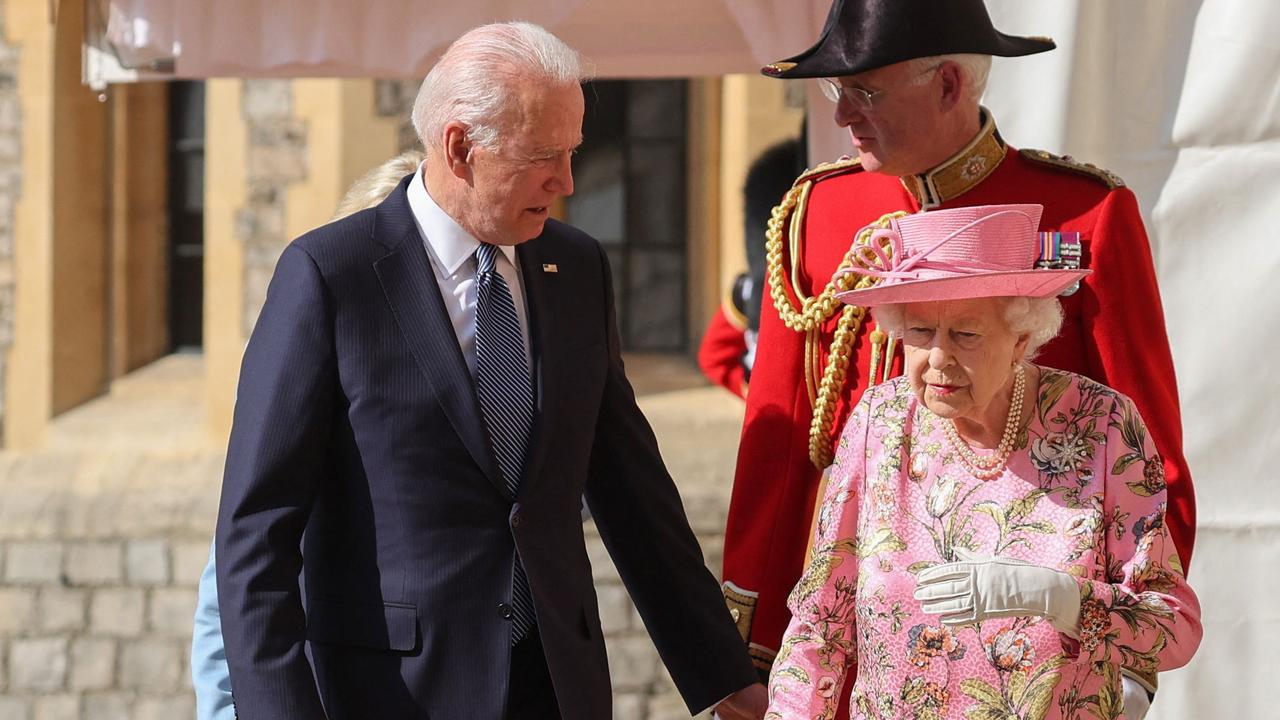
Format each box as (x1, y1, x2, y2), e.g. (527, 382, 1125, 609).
(818, 64, 943, 110)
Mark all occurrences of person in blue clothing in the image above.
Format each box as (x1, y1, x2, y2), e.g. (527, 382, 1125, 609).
(191, 544, 233, 720)
(191, 149, 425, 720)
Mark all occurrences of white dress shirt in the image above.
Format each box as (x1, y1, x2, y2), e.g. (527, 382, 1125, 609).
(406, 163, 532, 376)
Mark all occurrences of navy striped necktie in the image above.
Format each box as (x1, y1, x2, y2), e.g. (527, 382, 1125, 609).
(473, 242, 536, 644)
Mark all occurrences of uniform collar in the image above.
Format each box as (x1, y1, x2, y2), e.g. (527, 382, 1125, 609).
(406, 162, 517, 277)
(900, 108, 1006, 209)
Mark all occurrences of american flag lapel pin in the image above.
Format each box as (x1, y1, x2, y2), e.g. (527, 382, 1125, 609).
(542, 263, 559, 273)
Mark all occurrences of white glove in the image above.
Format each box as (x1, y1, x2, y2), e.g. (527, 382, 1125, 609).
(1121, 674, 1152, 719)
(914, 549, 1081, 636)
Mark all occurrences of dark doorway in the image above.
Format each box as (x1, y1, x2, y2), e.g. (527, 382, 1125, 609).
(567, 80, 689, 352)
(167, 81, 205, 351)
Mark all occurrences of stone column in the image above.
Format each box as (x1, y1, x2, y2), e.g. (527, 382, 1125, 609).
(374, 79, 424, 154)
(203, 78, 250, 437)
(3, 0, 110, 450)
(204, 79, 399, 439)
(0, 0, 20, 441)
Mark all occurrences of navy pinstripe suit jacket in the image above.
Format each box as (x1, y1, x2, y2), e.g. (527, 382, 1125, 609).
(215, 177, 756, 720)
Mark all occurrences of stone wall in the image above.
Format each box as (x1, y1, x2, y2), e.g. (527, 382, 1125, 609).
(587, 497, 728, 720)
(0, 355, 224, 719)
(238, 80, 308, 337)
(0, 537, 211, 719)
(0, 501, 727, 720)
(585, 365, 743, 719)
(0, 1, 21, 438)
(374, 79, 420, 153)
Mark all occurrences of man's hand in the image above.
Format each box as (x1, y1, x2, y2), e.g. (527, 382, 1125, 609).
(713, 682, 767, 720)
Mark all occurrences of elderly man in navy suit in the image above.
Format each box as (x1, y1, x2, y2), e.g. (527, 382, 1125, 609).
(215, 21, 766, 720)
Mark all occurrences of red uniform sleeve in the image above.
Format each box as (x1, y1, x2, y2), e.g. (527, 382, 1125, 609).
(1080, 188, 1196, 572)
(697, 304, 749, 399)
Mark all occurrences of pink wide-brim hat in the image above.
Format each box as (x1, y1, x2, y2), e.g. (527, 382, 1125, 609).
(833, 203, 1090, 307)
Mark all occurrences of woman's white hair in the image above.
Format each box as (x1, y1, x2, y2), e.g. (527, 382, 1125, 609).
(905, 53, 992, 104)
(872, 296, 1064, 359)
(332, 150, 425, 220)
(411, 22, 588, 155)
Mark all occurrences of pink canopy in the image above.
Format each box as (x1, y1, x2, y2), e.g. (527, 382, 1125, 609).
(93, 0, 832, 79)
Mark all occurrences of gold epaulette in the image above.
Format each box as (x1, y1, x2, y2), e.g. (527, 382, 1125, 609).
(793, 155, 863, 187)
(722, 292, 748, 331)
(1020, 148, 1126, 189)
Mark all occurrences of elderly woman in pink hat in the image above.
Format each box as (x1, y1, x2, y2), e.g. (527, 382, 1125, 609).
(765, 204, 1201, 720)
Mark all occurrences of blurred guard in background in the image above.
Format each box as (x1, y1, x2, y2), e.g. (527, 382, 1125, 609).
(698, 138, 804, 399)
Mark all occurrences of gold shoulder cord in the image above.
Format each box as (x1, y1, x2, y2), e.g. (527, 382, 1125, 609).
(765, 174, 906, 469)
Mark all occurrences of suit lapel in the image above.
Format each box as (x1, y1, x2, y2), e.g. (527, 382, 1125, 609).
(517, 239, 563, 493)
(371, 180, 506, 496)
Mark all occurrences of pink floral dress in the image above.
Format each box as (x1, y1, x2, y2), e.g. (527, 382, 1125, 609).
(766, 369, 1201, 720)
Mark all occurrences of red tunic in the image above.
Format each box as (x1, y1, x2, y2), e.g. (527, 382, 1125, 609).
(697, 303, 750, 399)
(721, 119, 1195, 675)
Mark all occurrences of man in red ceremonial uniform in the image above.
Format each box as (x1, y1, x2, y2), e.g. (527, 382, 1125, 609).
(720, 0, 1194, 713)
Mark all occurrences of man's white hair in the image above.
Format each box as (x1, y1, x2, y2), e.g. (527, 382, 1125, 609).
(412, 22, 589, 154)
(905, 53, 992, 105)
(872, 296, 1064, 359)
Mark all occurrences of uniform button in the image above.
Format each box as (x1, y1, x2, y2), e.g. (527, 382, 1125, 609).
(498, 603, 514, 620)
(511, 513, 522, 528)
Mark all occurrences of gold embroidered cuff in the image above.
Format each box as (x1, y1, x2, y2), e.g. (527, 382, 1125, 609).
(722, 581, 758, 643)
(748, 643, 777, 675)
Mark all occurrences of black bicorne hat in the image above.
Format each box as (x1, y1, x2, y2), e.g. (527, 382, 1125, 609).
(763, 0, 1055, 79)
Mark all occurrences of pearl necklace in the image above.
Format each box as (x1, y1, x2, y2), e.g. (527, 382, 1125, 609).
(941, 363, 1026, 480)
